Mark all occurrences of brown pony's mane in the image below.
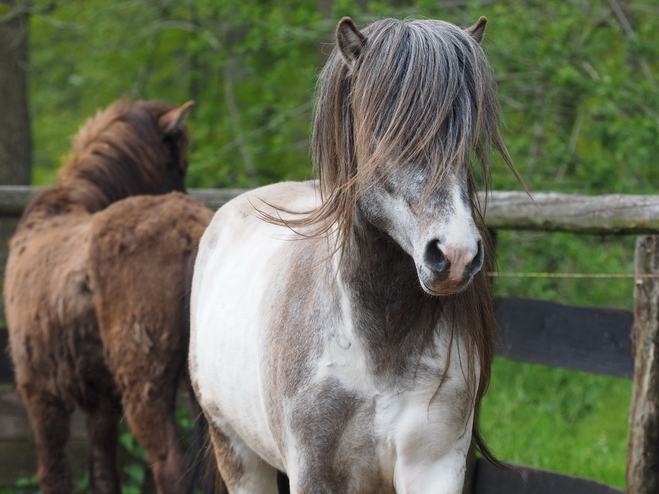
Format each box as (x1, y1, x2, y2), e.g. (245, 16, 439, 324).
(21, 99, 190, 221)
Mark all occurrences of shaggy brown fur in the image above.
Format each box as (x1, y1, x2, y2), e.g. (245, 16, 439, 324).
(4, 100, 214, 494)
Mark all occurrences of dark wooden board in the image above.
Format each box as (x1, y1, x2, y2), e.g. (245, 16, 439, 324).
(0, 439, 89, 486)
(1, 298, 636, 383)
(474, 459, 623, 494)
(495, 297, 634, 379)
(0, 327, 12, 383)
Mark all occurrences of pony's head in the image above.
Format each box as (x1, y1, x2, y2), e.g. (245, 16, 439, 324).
(56, 99, 194, 212)
(312, 16, 516, 296)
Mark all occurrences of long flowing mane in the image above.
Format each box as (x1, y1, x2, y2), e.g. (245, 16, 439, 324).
(21, 99, 190, 220)
(311, 18, 518, 464)
(268, 18, 517, 244)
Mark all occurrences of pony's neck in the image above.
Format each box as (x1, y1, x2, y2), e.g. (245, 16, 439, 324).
(342, 211, 419, 303)
(57, 174, 144, 213)
(20, 168, 164, 224)
(339, 209, 440, 378)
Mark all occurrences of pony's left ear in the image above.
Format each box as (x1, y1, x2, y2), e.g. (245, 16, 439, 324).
(465, 16, 487, 43)
(159, 101, 195, 136)
(337, 17, 366, 66)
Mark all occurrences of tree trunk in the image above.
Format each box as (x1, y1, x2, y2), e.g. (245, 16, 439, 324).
(627, 236, 659, 493)
(0, 0, 32, 184)
(0, 0, 31, 324)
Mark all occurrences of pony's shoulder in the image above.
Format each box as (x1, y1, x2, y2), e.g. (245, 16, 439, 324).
(222, 180, 320, 219)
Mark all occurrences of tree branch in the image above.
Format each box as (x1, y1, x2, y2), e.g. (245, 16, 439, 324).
(0, 1, 56, 24)
(608, 0, 656, 88)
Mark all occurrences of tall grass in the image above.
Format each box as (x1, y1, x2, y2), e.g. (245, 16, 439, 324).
(480, 359, 631, 489)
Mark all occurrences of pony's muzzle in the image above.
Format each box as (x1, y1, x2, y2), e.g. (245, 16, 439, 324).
(421, 238, 483, 293)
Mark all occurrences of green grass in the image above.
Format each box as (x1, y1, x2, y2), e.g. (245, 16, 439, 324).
(480, 358, 631, 489)
(481, 230, 635, 490)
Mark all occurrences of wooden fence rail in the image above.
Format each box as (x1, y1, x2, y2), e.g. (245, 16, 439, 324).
(4, 186, 659, 234)
(1, 186, 658, 493)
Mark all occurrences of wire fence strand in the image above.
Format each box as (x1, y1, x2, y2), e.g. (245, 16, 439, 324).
(489, 272, 659, 279)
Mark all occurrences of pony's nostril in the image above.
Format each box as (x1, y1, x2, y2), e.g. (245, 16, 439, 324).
(424, 239, 447, 273)
(468, 239, 484, 276)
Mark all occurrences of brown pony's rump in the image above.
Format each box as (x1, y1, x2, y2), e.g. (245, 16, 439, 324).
(4, 99, 215, 494)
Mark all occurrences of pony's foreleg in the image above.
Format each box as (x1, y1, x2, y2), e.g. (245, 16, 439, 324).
(20, 388, 73, 494)
(85, 396, 122, 494)
(207, 423, 279, 494)
(122, 396, 188, 494)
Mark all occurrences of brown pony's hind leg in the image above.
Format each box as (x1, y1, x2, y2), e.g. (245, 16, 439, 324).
(85, 396, 122, 494)
(122, 394, 188, 494)
(21, 388, 73, 494)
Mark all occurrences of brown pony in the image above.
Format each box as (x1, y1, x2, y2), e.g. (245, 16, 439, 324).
(4, 100, 214, 494)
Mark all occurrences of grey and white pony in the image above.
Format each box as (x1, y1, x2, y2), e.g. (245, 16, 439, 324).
(190, 16, 516, 494)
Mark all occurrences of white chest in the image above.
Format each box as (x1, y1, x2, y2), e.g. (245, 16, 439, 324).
(310, 331, 475, 493)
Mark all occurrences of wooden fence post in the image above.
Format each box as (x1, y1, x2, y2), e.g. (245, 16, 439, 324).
(627, 235, 659, 493)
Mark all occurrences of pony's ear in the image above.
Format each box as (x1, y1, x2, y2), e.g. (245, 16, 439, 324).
(465, 16, 487, 43)
(336, 17, 366, 66)
(158, 101, 195, 136)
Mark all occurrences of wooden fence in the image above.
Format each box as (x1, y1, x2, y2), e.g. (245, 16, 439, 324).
(2, 186, 659, 493)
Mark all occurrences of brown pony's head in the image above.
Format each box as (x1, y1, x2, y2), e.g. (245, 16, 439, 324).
(55, 99, 194, 212)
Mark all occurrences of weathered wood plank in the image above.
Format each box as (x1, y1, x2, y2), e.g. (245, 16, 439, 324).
(0, 389, 87, 441)
(474, 459, 622, 494)
(4, 186, 659, 234)
(0, 439, 89, 487)
(626, 236, 659, 493)
(0, 185, 37, 217)
(483, 190, 659, 234)
(188, 188, 246, 212)
(0, 328, 12, 383)
(0, 186, 249, 218)
(495, 297, 634, 379)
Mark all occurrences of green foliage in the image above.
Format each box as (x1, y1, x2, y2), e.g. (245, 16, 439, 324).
(29, 0, 327, 188)
(0, 475, 39, 494)
(494, 230, 636, 309)
(119, 429, 148, 494)
(29, 0, 659, 196)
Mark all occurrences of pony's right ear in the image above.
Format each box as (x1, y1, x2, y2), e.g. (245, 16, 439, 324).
(465, 16, 487, 43)
(337, 17, 366, 66)
(159, 101, 195, 136)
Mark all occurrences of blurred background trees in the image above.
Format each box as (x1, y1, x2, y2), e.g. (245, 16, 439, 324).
(12, 0, 656, 311)
(16, 0, 657, 194)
